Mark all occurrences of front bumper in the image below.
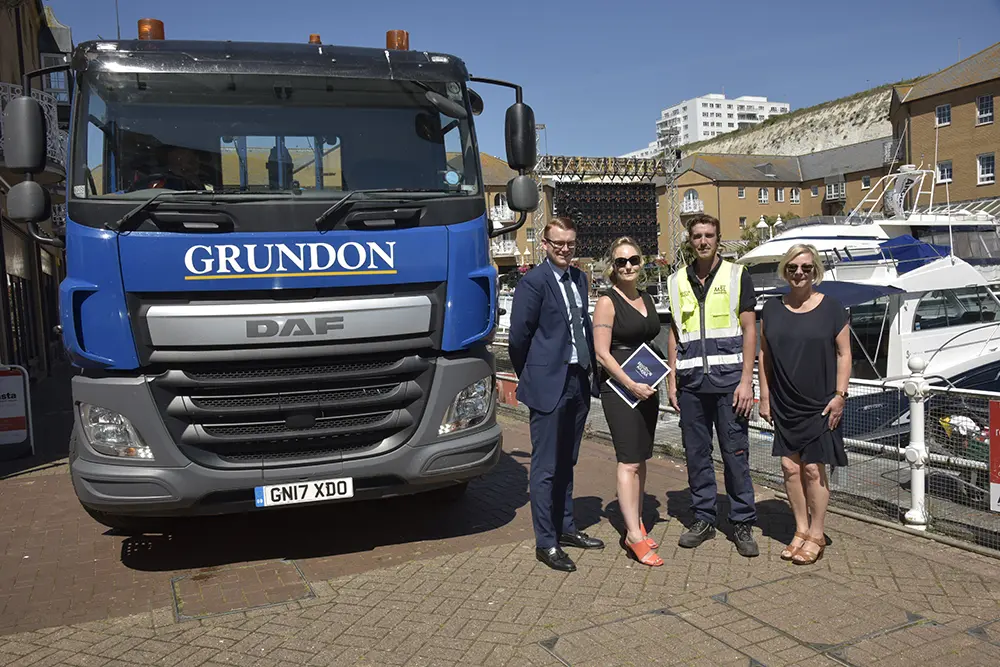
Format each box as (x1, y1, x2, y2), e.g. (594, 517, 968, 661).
(69, 351, 501, 517)
(70, 424, 502, 517)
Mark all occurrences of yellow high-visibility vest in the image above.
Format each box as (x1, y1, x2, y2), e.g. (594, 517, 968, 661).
(667, 260, 744, 389)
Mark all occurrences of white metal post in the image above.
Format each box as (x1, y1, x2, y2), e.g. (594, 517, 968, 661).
(903, 355, 931, 530)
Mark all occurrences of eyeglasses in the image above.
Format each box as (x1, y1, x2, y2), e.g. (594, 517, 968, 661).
(614, 255, 641, 268)
(785, 263, 814, 274)
(544, 237, 576, 250)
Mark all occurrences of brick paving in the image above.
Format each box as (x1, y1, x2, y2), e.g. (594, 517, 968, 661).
(0, 406, 999, 665)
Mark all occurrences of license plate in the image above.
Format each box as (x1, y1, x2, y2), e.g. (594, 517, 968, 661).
(254, 477, 354, 508)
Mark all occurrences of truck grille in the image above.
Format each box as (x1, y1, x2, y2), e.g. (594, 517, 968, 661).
(150, 354, 432, 468)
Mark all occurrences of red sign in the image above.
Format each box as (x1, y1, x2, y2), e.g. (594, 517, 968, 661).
(990, 401, 1000, 512)
(0, 367, 28, 446)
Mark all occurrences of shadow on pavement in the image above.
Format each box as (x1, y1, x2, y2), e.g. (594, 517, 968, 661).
(600, 494, 665, 539)
(118, 451, 529, 572)
(0, 363, 75, 479)
(663, 488, 808, 546)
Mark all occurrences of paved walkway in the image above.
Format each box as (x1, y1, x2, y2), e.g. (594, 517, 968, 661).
(1, 412, 999, 666)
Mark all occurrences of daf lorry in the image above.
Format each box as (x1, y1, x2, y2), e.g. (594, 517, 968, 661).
(2, 20, 538, 531)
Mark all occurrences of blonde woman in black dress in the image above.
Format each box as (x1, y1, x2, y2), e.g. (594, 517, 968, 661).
(758, 243, 851, 565)
(592, 237, 664, 567)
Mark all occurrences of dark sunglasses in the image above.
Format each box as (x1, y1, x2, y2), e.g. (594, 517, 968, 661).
(614, 255, 641, 268)
(785, 263, 814, 274)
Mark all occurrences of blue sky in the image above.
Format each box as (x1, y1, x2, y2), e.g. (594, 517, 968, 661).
(46, 0, 1000, 160)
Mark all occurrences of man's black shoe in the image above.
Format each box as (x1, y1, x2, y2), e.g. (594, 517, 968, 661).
(678, 520, 716, 548)
(536, 546, 576, 572)
(558, 531, 605, 549)
(732, 522, 759, 557)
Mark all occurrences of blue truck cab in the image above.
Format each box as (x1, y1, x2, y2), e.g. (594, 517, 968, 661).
(1, 22, 539, 531)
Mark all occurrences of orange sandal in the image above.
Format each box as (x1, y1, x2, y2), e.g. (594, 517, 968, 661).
(640, 519, 658, 549)
(781, 532, 809, 561)
(622, 536, 664, 567)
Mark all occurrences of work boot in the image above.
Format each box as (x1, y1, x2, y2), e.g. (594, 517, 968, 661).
(678, 519, 716, 548)
(732, 522, 760, 557)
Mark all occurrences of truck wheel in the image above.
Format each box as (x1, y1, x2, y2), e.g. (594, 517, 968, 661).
(81, 505, 156, 535)
(426, 481, 469, 503)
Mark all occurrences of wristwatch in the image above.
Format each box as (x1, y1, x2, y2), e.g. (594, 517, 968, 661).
(835, 390, 848, 398)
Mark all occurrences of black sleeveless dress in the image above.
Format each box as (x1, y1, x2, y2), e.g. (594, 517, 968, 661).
(761, 294, 849, 467)
(599, 288, 662, 464)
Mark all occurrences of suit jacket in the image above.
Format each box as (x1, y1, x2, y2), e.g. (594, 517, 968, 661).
(508, 261, 601, 413)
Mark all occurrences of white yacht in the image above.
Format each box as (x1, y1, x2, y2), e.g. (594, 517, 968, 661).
(737, 164, 1000, 291)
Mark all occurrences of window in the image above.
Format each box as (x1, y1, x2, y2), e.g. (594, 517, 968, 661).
(776, 187, 785, 203)
(737, 186, 745, 199)
(811, 186, 819, 197)
(825, 183, 846, 199)
(739, 216, 747, 229)
(684, 188, 699, 202)
(41, 54, 69, 102)
(979, 154, 996, 185)
(758, 187, 768, 204)
(938, 160, 953, 183)
(914, 287, 1000, 331)
(978, 95, 994, 124)
(936, 104, 951, 126)
(791, 187, 800, 204)
(862, 175, 871, 189)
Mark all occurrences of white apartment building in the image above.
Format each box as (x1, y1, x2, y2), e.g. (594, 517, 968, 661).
(619, 141, 660, 159)
(656, 93, 790, 149)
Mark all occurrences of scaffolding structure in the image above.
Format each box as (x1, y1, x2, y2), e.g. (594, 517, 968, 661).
(527, 125, 682, 266)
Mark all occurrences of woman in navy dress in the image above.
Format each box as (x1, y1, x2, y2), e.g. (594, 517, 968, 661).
(592, 237, 664, 567)
(758, 243, 851, 565)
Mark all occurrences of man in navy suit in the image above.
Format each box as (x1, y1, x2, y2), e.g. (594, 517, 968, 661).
(508, 216, 604, 572)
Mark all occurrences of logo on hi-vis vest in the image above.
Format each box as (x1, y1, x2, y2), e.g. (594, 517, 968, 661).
(713, 284, 727, 294)
(183, 242, 397, 281)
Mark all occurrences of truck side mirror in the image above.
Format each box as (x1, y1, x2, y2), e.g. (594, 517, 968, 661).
(2, 95, 47, 173)
(504, 102, 536, 172)
(506, 174, 538, 212)
(468, 89, 484, 116)
(5, 180, 51, 224)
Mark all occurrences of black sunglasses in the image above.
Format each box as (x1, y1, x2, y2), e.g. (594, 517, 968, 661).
(614, 255, 641, 268)
(785, 263, 814, 274)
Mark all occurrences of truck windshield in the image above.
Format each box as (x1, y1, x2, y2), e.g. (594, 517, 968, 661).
(71, 71, 479, 199)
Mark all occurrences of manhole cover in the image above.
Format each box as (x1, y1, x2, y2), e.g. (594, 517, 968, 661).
(171, 560, 313, 620)
(542, 611, 751, 666)
(721, 575, 916, 649)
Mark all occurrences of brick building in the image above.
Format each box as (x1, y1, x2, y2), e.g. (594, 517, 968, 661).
(0, 1, 73, 379)
(891, 41, 999, 206)
(675, 138, 896, 242)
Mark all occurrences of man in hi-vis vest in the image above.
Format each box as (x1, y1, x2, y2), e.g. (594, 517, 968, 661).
(667, 214, 759, 557)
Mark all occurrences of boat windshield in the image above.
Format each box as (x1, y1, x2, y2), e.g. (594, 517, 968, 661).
(849, 297, 891, 380)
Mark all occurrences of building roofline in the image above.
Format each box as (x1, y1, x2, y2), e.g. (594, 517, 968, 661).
(902, 40, 1000, 103)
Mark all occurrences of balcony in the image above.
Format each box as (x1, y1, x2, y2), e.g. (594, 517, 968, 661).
(0, 82, 67, 187)
(681, 198, 705, 215)
(491, 239, 518, 257)
(490, 205, 516, 223)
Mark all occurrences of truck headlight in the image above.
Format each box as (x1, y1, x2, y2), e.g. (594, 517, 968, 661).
(78, 403, 154, 460)
(439, 378, 494, 436)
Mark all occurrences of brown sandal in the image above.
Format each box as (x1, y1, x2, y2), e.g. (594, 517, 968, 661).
(781, 532, 809, 560)
(792, 535, 825, 565)
(622, 536, 664, 567)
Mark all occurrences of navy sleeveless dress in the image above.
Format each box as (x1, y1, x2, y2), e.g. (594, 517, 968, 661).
(599, 288, 662, 464)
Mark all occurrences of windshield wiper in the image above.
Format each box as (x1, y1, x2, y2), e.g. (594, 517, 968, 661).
(314, 188, 459, 228)
(106, 189, 292, 232)
(314, 189, 413, 227)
